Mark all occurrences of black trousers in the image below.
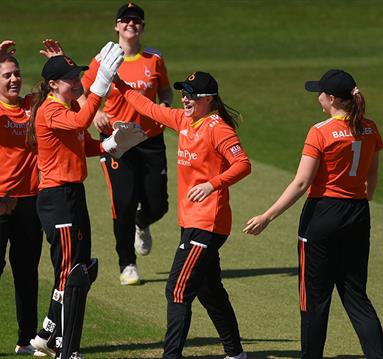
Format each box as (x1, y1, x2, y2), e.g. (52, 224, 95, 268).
(100, 133, 168, 267)
(36, 183, 91, 345)
(163, 228, 243, 359)
(298, 197, 383, 359)
(0, 196, 43, 346)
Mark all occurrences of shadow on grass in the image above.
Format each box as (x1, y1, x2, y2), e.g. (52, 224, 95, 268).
(82, 336, 297, 356)
(147, 267, 298, 284)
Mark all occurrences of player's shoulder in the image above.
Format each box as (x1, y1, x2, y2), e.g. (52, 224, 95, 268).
(143, 47, 163, 59)
(312, 117, 335, 130)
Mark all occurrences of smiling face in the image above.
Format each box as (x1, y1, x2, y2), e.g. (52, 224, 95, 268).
(115, 16, 144, 42)
(0, 59, 22, 105)
(181, 92, 213, 120)
(49, 77, 84, 103)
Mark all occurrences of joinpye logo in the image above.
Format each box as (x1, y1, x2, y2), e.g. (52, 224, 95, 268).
(178, 148, 197, 167)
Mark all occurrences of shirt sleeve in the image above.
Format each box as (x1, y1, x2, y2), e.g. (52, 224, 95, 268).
(208, 122, 251, 190)
(302, 126, 323, 159)
(81, 57, 99, 92)
(44, 93, 101, 131)
(84, 130, 102, 157)
(115, 81, 183, 132)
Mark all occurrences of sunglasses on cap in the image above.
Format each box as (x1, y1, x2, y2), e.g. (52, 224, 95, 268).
(180, 90, 217, 101)
(118, 16, 144, 25)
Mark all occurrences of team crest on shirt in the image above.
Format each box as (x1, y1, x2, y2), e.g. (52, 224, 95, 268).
(144, 66, 151, 77)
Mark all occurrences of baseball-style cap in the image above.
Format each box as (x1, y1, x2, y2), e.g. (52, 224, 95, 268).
(305, 69, 356, 99)
(116, 2, 145, 21)
(174, 71, 218, 95)
(42, 55, 89, 81)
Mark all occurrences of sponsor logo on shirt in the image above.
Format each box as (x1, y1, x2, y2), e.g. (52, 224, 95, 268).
(124, 80, 154, 91)
(332, 127, 373, 138)
(180, 129, 188, 136)
(178, 148, 197, 167)
(229, 144, 243, 157)
(3, 119, 27, 136)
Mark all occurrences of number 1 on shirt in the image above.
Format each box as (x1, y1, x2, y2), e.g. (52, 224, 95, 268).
(349, 140, 361, 176)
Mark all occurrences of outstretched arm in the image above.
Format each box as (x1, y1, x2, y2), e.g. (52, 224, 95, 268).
(243, 155, 319, 235)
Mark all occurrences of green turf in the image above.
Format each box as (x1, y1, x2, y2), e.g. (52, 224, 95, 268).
(1, 1, 383, 358)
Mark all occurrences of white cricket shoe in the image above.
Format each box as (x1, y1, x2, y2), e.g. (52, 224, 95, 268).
(225, 352, 247, 359)
(134, 225, 152, 256)
(15, 344, 46, 356)
(120, 264, 140, 285)
(69, 352, 85, 359)
(30, 336, 56, 358)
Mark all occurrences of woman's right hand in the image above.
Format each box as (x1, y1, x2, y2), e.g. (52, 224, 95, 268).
(93, 111, 112, 133)
(40, 39, 65, 58)
(243, 214, 271, 236)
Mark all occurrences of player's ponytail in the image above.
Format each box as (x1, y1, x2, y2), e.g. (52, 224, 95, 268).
(26, 80, 51, 148)
(342, 87, 365, 136)
(211, 95, 241, 129)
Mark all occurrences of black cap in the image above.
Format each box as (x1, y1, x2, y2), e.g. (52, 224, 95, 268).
(305, 69, 356, 99)
(116, 2, 144, 21)
(174, 71, 218, 95)
(42, 55, 89, 81)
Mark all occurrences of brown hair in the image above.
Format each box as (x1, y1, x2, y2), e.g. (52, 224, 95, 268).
(0, 56, 19, 67)
(338, 90, 365, 136)
(210, 95, 241, 129)
(26, 80, 51, 148)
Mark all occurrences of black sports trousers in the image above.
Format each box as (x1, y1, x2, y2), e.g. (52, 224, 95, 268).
(36, 183, 91, 344)
(298, 197, 383, 359)
(100, 133, 168, 267)
(163, 228, 243, 359)
(0, 196, 43, 346)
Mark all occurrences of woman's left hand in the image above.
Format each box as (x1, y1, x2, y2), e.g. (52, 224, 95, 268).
(187, 182, 214, 202)
(40, 39, 64, 58)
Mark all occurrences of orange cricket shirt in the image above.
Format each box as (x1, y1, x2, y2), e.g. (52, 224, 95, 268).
(118, 87, 251, 235)
(36, 93, 102, 189)
(0, 95, 38, 197)
(303, 116, 383, 199)
(81, 48, 170, 137)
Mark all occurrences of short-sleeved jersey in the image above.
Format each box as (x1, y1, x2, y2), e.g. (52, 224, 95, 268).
(0, 95, 39, 197)
(81, 48, 170, 137)
(119, 88, 251, 235)
(302, 116, 383, 199)
(36, 93, 102, 189)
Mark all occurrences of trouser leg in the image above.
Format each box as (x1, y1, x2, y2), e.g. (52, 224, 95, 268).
(100, 148, 138, 267)
(197, 243, 243, 357)
(37, 184, 92, 354)
(9, 197, 43, 346)
(134, 134, 168, 229)
(163, 228, 234, 359)
(337, 218, 383, 359)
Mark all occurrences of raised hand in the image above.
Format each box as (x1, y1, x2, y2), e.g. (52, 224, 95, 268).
(90, 42, 124, 97)
(0, 40, 16, 61)
(40, 39, 65, 58)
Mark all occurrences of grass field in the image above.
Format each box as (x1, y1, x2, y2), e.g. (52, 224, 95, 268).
(1, 1, 383, 358)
